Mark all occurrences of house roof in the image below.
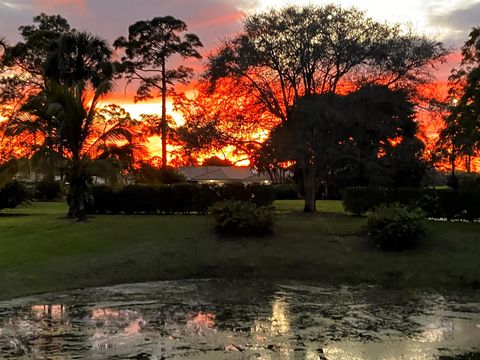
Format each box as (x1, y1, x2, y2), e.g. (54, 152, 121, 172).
(179, 166, 269, 182)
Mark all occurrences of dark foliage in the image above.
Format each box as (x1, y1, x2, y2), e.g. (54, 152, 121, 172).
(210, 200, 275, 236)
(0, 181, 30, 211)
(87, 182, 275, 215)
(34, 181, 63, 201)
(366, 204, 425, 251)
(272, 183, 299, 200)
(342, 185, 480, 221)
(342, 187, 421, 215)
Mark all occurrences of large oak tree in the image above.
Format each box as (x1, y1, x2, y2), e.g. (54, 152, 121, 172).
(202, 4, 446, 211)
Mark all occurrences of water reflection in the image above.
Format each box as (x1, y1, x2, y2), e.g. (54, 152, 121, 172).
(0, 280, 478, 359)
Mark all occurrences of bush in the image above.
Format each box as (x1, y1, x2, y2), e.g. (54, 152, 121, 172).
(365, 204, 425, 251)
(0, 181, 30, 211)
(192, 184, 220, 214)
(221, 182, 250, 201)
(91, 185, 118, 214)
(247, 184, 275, 206)
(87, 182, 274, 215)
(210, 201, 275, 236)
(34, 181, 63, 201)
(272, 183, 299, 200)
(342, 187, 423, 215)
(119, 185, 158, 214)
(342, 187, 388, 215)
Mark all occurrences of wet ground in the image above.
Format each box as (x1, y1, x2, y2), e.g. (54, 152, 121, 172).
(0, 279, 479, 359)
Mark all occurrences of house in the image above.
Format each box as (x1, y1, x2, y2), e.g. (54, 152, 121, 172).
(179, 166, 271, 184)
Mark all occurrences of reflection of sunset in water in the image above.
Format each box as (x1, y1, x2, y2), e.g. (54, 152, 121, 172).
(0, 281, 479, 359)
(186, 312, 216, 336)
(31, 305, 67, 322)
(90, 307, 146, 350)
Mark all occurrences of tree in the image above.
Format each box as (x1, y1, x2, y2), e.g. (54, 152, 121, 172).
(114, 16, 203, 168)
(203, 4, 445, 208)
(0, 14, 72, 113)
(0, 14, 73, 167)
(205, 5, 446, 123)
(440, 27, 480, 178)
(174, 81, 277, 165)
(9, 31, 136, 221)
(267, 86, 421, 212)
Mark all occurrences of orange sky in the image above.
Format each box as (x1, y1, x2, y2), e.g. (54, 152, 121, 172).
(1, 0, 479, 167)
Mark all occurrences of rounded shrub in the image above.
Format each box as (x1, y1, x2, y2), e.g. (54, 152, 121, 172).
(34, 181, 63, 201)
(0, 181, 30, 210)
(210, 200, 274, 236)
(365, 203, 425, 251)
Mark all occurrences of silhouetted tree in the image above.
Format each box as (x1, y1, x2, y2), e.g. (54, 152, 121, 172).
(206, 5, 446, 123)
(267, 86, 421, 212)
(175, 83, 275, 164)
(440, 27, 480, 178)
(114, 16, 203, 168)
(0, 13, 72, 111)
(0, 14, 73, 172)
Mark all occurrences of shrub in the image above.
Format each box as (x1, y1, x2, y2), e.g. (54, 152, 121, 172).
(342, 187, 387, 215)
(119, 185, 157, 214)
(272, 183, 299, 200)
(365, 204, 425, 251)
(90, 185, 117, 214)
(171, 183, 195, 214)
(342, 187, 424, 215)
(192, 184, 219, 214)
(247, 184, 275, 206)
(221, 182, 250, 202)
(34, 181, 63, 201)
(0, 181, 30, 211)
(210, 201, 275, 236)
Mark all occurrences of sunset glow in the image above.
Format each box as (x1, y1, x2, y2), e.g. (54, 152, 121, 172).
(1, 0, 479, 170)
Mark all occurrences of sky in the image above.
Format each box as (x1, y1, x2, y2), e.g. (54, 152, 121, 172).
(1, 0, 480, 117)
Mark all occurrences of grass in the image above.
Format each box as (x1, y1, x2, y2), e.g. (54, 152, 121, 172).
(0, 200, 479, 300)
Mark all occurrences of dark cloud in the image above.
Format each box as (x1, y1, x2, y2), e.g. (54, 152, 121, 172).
(429, 1, 480, 46)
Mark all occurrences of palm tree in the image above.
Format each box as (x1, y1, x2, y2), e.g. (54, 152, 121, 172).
(21, 31, 138, 221)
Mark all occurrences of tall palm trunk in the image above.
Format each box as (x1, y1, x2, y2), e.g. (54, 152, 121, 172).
(67, 160, 88, 221)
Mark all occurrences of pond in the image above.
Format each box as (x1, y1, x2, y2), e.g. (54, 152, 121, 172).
(0, 279, 479, 359)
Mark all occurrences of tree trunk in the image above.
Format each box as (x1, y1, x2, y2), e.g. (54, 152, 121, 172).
(466, 155, 471, 173)
(161, 58, 168, 169)
(67, 161, 88, 222)
(303, 164, 317, 213)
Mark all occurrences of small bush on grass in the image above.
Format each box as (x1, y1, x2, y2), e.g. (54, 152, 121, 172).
(0, 181, 30, 211)
(210, 200, 274, 236)
(365, 203, 425, 251)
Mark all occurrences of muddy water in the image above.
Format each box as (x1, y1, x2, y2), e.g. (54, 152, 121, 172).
(0, 280, 479, 359)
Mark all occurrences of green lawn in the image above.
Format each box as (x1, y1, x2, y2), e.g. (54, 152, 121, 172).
(0, 200, 479, 300)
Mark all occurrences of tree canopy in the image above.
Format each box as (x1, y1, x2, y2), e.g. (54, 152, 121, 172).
(114, 16, 203, 168)
(266, 85, 423, 212)
(205, 5, 446, 123)
(440, 27, 480, 175)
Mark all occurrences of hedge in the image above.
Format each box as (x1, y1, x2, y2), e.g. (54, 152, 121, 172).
(33, 181, 63, 201)
(87, 183, 276, 215)
(0, 181, 30, 211)
(342, 186, 480, 221)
